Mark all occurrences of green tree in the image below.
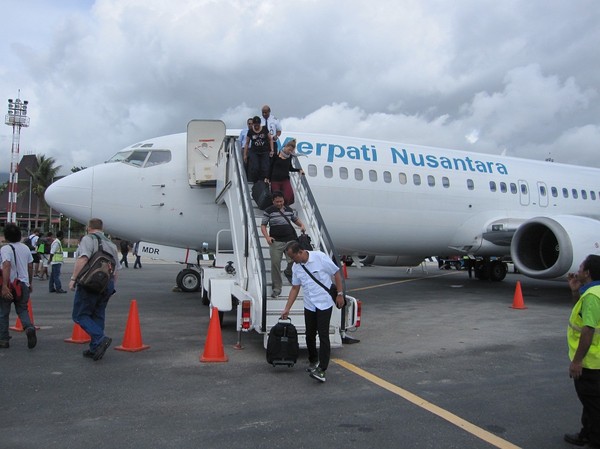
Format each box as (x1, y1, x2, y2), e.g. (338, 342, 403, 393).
(25, 155, 62, 229)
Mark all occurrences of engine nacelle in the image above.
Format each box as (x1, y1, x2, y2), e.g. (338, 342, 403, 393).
(511, 215, 600, 279)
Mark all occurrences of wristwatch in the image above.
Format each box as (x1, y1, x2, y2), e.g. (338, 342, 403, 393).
(337, 292, 343, 296)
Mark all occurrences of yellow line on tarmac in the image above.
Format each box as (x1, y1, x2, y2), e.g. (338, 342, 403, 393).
(347, 271, 460, 293)
(333, 359, 521, 449)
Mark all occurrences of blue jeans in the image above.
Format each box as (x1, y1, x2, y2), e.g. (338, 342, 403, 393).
(49, 263, 63, 292)
(72, 280, 115, 351)
(0, 283, 32, 341)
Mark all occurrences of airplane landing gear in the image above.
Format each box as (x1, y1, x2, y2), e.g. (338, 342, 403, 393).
(474, 258, 508, 281)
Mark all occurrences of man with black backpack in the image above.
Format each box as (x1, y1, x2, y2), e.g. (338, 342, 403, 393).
(69, 218, 119, 361)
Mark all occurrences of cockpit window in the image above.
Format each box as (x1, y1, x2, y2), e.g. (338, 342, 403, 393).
(126, 150, 149, 167)
(106, 149, 171, 167)
(145, 151, 171, 166)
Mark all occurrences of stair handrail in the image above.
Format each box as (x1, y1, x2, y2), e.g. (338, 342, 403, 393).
(226, 137, 268, 329)
(289, 156, 348, 297)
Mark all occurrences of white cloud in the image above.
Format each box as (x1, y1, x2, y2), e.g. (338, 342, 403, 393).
(0, 0, 599, 172)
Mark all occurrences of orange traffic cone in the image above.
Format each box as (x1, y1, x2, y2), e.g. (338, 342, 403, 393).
(64, 323, 91, 344)
(510, 281, 527, 309)
(115, 300, 150, 352)
(10, 300, 38, 331)
(200, 307, 228, 362)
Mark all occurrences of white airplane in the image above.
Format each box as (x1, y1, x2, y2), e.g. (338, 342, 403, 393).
(45, 120, 600, 287)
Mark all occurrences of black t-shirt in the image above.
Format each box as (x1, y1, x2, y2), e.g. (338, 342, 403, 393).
(247, 126, 270, 154)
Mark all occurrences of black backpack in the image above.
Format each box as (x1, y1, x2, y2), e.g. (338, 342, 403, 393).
(23, 237, 35, 251)
(76, 235, 116, 293)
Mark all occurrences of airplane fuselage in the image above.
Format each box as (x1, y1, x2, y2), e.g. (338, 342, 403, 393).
(45, 129, 600, 279)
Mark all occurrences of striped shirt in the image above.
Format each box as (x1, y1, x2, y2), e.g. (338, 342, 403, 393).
(262, 205, 300, 242)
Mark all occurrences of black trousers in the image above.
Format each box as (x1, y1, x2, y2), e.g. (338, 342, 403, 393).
(574, 368, 600, 444)
(304, 306, 332, 371)
(247, 151, 270, 182)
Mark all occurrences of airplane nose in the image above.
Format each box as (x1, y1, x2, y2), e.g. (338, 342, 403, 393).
(45, 168, 93, 221)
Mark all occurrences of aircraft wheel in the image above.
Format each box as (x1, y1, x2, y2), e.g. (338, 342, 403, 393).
(176, 268, 201, 292)
(489, 261, 508, 282)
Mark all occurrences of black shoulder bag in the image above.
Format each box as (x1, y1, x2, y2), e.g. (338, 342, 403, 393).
(300, 264, 342, 308)
(278, 210, 312, 250)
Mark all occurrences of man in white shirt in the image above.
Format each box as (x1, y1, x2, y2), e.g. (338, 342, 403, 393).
(261, 105, 282, 151)
(281, 242, 344, 383)
(0, 223, 36, 349)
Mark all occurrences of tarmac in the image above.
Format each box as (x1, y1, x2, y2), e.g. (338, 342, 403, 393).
(0, 259, 582, 449)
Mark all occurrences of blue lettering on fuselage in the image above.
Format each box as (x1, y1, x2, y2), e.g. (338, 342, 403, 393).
(281, 137, 508, 175)
(390, 148, 508, 175)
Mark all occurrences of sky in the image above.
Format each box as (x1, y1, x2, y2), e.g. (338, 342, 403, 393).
(1, 0, 599, 174)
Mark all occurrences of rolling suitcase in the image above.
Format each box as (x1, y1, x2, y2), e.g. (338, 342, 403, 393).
(252, 180, 272, 210)
(266, 318, 299, 367)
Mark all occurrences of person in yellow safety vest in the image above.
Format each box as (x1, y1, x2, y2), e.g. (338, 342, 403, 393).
(564, 254, 600, 448)
(49, 230, 67, 294)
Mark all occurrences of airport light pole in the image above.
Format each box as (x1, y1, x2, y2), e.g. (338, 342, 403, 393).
(4, 93, 30, 224)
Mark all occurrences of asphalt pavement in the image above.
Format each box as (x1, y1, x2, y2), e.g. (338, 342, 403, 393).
(0, 259, 581, 449)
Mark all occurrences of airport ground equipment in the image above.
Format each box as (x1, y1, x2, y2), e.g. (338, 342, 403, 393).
(186, 120, 361, 348)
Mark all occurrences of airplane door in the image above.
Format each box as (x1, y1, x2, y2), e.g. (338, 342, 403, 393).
(187, 120, 226, 186)
(537, 181, 549, 207)
(518, 180, 530, 206)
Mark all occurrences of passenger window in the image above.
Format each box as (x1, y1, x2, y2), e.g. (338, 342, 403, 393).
(582, 190, 587, 200)
(591, 191, 597, 201)
(383, 171, 392, 183)
(339, 167, 348, 180)
(489, 181, 497, 192)
(399, 173, 407, 185)
(354, 168, 363, 181)
(369, 170, 377, 182)
(442, 177, 450, 188)
(572, 189, 578, 199)
(551, 187, 558, 197)
(510, 183, 517, 194)
(427, 175, 435, 187)
(324, 165, 333, 178)
(500, 182, 507, 193)
(539, 185, 547, 196)
(307, 164, 318, 177)
(413, 174, 421, 186)
(562, 188, 569, 198)
(467, 179, 474, 190)
(520, 184, 528, 195)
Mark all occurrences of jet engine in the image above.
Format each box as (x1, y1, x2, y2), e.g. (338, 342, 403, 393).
(510, 215, 600, 279)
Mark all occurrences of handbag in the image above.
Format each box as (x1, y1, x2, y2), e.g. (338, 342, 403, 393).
(278, 210, 312, 249)
(300, 264, 342, 309)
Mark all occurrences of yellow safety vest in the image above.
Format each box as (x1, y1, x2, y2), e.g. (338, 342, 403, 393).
(52, 241, 64, 263)
(568, 285, 600, 369)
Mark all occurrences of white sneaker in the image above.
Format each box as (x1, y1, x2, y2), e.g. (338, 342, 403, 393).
(309, 367, 326, 382)
(305, 362, 319, 373)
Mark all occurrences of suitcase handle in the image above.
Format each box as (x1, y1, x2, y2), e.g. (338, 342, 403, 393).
(278, 317, 292, 323)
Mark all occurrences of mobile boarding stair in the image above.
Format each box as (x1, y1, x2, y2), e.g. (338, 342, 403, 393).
(187, 120, 361, 348)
